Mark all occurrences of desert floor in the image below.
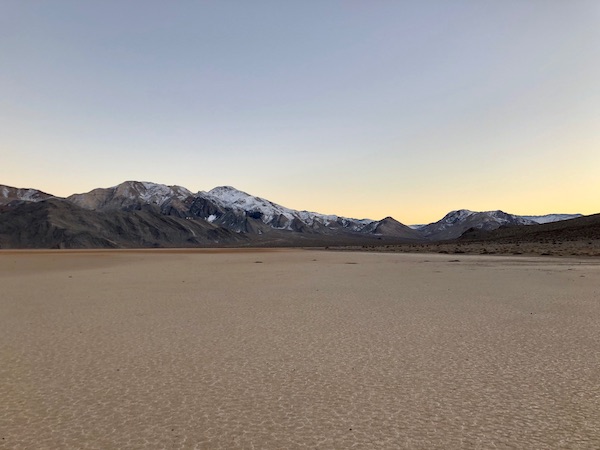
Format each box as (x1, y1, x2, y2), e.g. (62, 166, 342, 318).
(1, 249, 599, 449)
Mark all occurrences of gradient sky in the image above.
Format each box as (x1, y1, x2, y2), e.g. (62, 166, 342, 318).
(2, 1, 599, 224)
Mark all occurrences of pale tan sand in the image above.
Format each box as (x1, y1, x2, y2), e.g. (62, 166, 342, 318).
(1, 249, 599, 449)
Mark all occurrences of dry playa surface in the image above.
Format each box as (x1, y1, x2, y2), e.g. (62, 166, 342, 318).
(1, 249, 599, 449)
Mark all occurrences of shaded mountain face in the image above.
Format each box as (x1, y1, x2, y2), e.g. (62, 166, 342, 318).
(420, 209, 536, 241)
(0, 184, 54, 206)
(459, 213, 600, 243)
(366, 217, 422, 237)
(0, 198, 246, 249)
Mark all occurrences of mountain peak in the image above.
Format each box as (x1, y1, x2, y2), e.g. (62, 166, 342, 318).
(114, 180, 191, 196)
(206, 185, 252, 200)
(69, 180, 192, 210)
(209, 185, 241, 192)
(421, 208, 535, 240)
(440, 209, 476, 224)
(0, 184, 54, 205)
(202, 186, 292, 224)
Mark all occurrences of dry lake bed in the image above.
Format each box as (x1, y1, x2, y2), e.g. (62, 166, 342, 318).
(1, 249, 599, 449)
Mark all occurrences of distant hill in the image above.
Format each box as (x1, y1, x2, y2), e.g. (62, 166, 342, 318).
(419, 209, 536, 241)
(459, 213, 600, 243)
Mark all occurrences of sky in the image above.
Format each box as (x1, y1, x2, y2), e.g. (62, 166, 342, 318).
(1, 1, 598, 224)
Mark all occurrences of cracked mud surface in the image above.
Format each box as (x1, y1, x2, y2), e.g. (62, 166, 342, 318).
(1, 249, 599, 449)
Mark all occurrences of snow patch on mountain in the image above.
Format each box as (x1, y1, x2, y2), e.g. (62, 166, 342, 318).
(20, 189, 41, 201)
(434, 209, 534, 228)
(519, 214, 583, 224)
(441, 209, 476, 223)
(117, 181, 192, 206)
(484, 211, 535, 226)
(0, 185, 54, 205)
(200, 186, 376, 231)
(203, 186, 296, 225)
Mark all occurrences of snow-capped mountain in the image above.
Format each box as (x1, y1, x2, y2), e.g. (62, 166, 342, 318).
(0, 184, 54, 206)
(519, 214, 582, 224)
(411, 213, 582, 229)
(2, 180, 591, 248)
(188, 186, 390, 235)
(68, 181, 192, 212)
(420, 209, 536, 240)
(64, 181, 421, 240)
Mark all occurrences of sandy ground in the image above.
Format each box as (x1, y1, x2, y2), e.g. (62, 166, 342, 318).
(1, 249, 599, 449)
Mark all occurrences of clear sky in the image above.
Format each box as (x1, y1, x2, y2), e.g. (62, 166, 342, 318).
(2, 1, 599, 224)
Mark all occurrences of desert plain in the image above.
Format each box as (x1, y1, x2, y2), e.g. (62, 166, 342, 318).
(1, 248, 599, 449)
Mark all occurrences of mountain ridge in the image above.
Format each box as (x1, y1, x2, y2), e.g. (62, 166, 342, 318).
(0, 181, 589, 248)
(418, 209, 536, 241)
(0, 184, 55, 205)
(0, 181, 422, 248)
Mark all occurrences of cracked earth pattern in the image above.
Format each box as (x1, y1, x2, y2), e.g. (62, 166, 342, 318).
(1, 250, 599, 449)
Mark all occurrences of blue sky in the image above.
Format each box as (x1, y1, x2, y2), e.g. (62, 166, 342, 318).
(2, 1, 598, 223)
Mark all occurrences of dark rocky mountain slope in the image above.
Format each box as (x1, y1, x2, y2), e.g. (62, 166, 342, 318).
(0, 199, 246, 249)
(459, 213, 600, 243)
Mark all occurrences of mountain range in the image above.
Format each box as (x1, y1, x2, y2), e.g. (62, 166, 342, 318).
(0, 181, 584, 248)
